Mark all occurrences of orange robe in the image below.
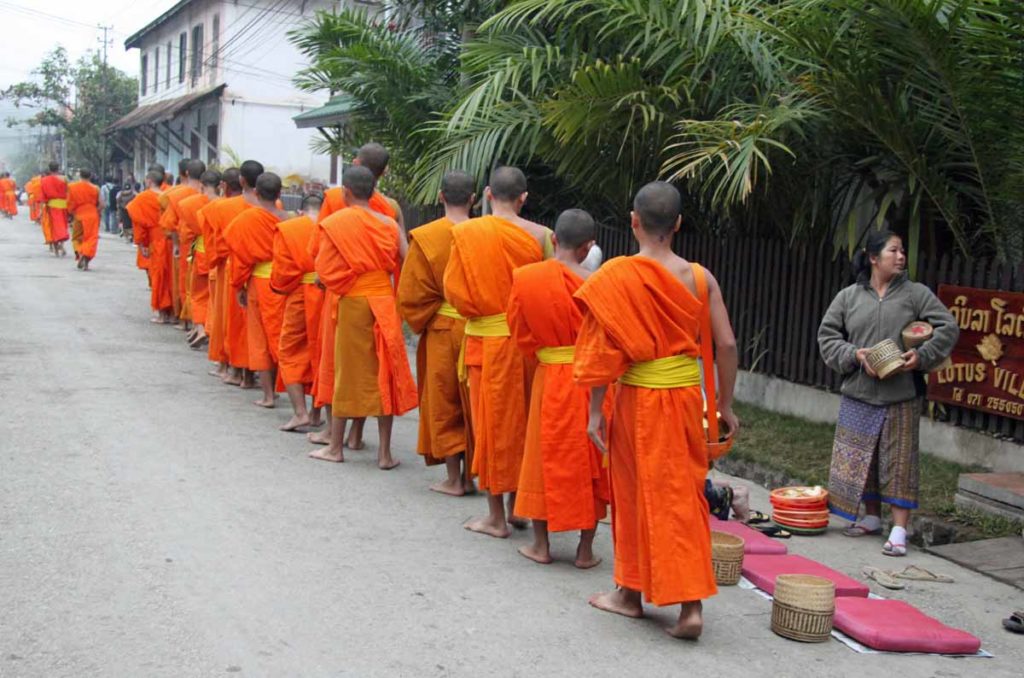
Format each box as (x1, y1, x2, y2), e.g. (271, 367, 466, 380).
(26, 176, 42, 223)
(67, 181, 100, 260)
(443, 215, 544, 494)
(0, 177, 17, 216)
(315, 205, 417, 417)
(573, 257, 716, 606)
(178, 194, 212, 325)
(271, 215, 323, 389)
(40, 175, 69, 243)
(397, 217, 469, 464)
(312, 191, 397, 407)
(509, 259, 608, 532)
(159, 185, 197, 320)
(223, 206, 286, 372)
(200, 196, 250, 368)
(127, 190, 173, 312)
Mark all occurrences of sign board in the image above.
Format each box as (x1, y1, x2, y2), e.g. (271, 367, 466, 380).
(928, 285, 1024, 420)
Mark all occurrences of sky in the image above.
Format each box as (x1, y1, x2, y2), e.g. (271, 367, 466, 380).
(0, 0, 175, 88)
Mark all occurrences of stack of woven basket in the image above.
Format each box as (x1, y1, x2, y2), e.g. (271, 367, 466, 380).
(771, 574, 836, 643)
(770, 486, 829, 535)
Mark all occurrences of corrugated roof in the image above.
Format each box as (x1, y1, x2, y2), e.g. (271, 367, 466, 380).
(293, 95, 356, 129)
(106, 84, 226, 132)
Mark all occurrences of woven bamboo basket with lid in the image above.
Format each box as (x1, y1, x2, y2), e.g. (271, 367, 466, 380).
(770, 575, 835, 643)
(711, 531, 744, 585)
(866, 338, 906, 379)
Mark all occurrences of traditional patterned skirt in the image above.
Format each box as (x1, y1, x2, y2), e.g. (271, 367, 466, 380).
(828, 396, 921, 521)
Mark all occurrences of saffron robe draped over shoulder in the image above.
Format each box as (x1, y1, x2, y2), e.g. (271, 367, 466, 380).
(200, 196, 249, 367)
(159, 185, 197, 319)
(26, 176, 42, 223)
(271, 215, 323, 389)
(178, 193, 212, 324)
(223, 206, 286, 372)
(126, 190, 171, 311)
(311, 191, 396, 407)
(398, 216, 469, 464)
(315, 205, 417, 417)
(67, 180, 100, 260)
(0, 176, 17, 216)
(509, 259, 608, 532)
(443, 215, 543, 494)
(40, 174, 69, 243)
(573, 256, 716, 606)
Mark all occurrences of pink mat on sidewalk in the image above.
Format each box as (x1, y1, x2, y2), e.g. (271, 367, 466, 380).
(741, 554, 869, 597)
(834, 598, 981, 654)
(710, 517, 788, 555)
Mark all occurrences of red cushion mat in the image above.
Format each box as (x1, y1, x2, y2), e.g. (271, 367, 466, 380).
(741, 554, 869, 597)
(710, 517, 788, 555)
(834, 598, 981, 654)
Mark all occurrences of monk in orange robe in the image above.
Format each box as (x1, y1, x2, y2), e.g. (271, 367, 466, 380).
(40, 162, 70, 257)
(159, 160, 201, 327)
(200, 168, 250, 385)
(178, 169, 221, 350)
(26, 174, 42, 223)
(308, 143, 401, 450)
(223, 170, 289, 408)
(67, 169, 101, 270)
(443, 166, 553, 538)
(127, 171, 171, 320)
(509, 209, 608, 568)
(0, 172, 16, 218)
(574, 181, 739, 639)
(271, 194, 325, 431)
(309, 165, 417, 469)
(397, 171, 475, 495)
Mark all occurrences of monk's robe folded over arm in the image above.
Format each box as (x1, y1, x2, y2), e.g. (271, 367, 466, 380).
(573, 257, 716, 606)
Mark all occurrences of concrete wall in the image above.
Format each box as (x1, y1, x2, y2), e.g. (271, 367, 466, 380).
(735, 370, 1024, 473)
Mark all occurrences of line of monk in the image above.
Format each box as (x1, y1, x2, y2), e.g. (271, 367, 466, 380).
(39, 162, 70, 257)
(0, 172, 18, 219)
(67, 169, 101, 271)
(112, 143, 740, 641)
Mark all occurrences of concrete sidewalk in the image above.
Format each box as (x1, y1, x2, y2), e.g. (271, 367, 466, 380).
(1, 213, 1022, 677)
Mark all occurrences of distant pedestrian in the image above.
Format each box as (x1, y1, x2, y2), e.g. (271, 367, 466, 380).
(818, 229, 957, 557)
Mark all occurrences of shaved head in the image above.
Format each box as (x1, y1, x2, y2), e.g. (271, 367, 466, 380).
(343, 165, 376, 200)
(148, 163, 165, 176)
(554, 209, 595, 249)
(355, 143, 389, 178)
(145, 170, 164, 187)
(186, 159, 206, 180)
(302, 193, 323, 212)
(633, 181, 681, 236)
(440, 171, 475, 207)
(79, 169, 92, 181)
(255, 172, 282, 202)
(177, 159, 189, 177)
(222, 167, 242, 195)
(48, 161, 60, 173)
(200, 169, 221, 187)
(239, 160, 264, 189)
(488, 166, 527, 201)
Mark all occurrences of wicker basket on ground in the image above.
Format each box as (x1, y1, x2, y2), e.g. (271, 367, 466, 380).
(771, 574, 835, 643)
(711, 531, 744, 586)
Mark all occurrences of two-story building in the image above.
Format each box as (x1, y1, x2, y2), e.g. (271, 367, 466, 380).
(107, 0, 344, 182)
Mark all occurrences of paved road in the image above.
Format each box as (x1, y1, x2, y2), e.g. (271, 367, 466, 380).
(1, 213, 1022, 677)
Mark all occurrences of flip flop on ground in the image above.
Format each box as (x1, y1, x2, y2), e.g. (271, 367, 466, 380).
(893, 565, 954, 583)
(1003, 611, 1024, 634)
(843, 524, 882, 537)
(861, 566, 905, 590)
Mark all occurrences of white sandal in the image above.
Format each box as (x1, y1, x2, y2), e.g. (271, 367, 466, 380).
(882, 540, 907, 557)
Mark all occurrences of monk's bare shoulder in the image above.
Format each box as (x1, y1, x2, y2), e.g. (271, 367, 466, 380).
(512, 216, 549, 250)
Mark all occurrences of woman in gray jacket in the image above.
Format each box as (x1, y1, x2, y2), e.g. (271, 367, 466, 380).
(817, 230, 957, 556)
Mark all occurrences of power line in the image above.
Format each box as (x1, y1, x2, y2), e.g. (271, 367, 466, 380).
(0, 1, 127, 36)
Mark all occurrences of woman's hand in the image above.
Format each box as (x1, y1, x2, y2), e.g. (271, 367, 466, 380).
(899, 349, 920, 372)
(855, 348, 879, 378)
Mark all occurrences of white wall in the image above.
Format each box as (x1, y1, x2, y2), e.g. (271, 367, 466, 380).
(220, 97, 330, 179)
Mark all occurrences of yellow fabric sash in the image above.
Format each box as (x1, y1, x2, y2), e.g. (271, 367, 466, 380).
(301, 272, 317, 284)
(344, 270, 392, 297)
(436, 300, 464, 321)
(536, 345, 575, 365)
(47, 198, 67, 209)
(252, 260, 273, 279)
(620, 354, 700, 389)
(194, 235, 205, 253)
(464, 313, 510, 337)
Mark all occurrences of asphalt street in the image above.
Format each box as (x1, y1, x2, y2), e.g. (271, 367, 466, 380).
(1, 212, 1022, 677)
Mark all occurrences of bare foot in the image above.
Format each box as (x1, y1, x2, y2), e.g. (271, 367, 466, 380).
(462, 480, 478, 496)
(344, 433, 365, 450)
(665, 601, 703, 640)
(223, 374, 242, 386)
(208, 367, 224, 377)
(307, 430, 330, 445)
(280, 414, 312, 432)
(588, 590, 643, 619)
(429, 479, 466, 497)
(378, 458, 401, 471)
(575, 555, 603, 570)
(517, 544, 553, 565)
(464, 516, 510, 539)
(508, 515, 529, 530)
(239, 380, 256, 390)
(253, 397, 275, 409)
(308, 448, 344, 463)
(308, 414, 323, 427)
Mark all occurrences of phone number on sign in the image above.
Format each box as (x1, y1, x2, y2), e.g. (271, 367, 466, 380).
(985, 396, 1024, 417)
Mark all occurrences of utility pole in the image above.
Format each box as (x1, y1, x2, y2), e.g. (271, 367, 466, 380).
(98, 24, 114, 183)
